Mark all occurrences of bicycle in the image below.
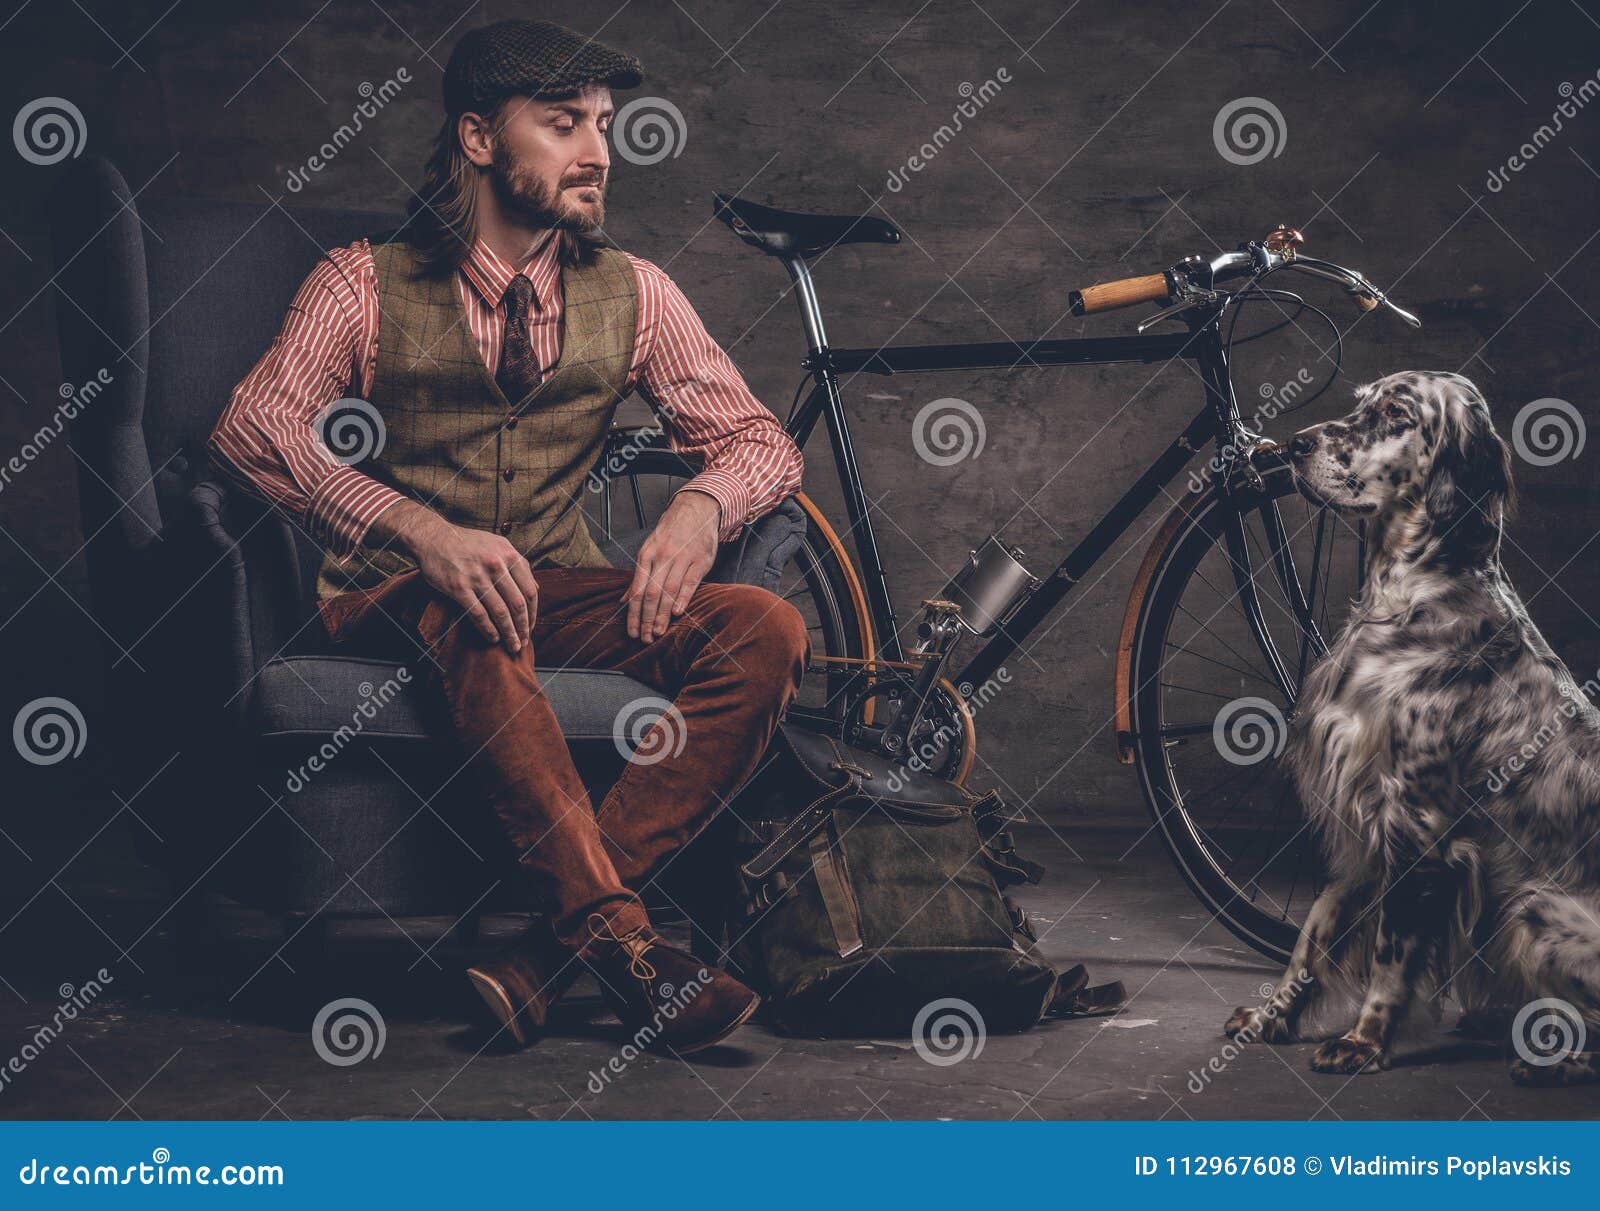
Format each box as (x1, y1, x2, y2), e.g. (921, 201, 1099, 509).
(587, 193, 1421, 963)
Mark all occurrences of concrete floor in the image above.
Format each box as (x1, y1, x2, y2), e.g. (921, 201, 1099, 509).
(2, 825, 1595, 1121)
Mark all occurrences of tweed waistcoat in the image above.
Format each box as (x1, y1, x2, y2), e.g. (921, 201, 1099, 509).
(315, 240, 638, 601)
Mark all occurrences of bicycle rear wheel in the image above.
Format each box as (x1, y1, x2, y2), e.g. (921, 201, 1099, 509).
(1127, 462, 1365, 962)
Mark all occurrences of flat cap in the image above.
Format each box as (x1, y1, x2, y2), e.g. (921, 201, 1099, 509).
(442, 20, 644, 113)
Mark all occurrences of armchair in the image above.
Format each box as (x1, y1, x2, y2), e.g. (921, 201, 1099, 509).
(49, 155, 806, 971)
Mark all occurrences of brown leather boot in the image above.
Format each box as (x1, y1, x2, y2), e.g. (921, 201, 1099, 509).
(464, 922, 582, 1047)
(580, 912, 761, 1055)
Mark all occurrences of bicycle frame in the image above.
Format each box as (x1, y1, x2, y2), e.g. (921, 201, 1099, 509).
(777, 255, 1329, 702)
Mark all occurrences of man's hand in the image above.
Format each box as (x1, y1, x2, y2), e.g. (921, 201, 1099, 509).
(625, 489, 721, 642)
(367, 499, 538, 653)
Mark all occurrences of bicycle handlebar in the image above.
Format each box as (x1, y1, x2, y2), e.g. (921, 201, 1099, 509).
(1068, 272, 1174, 316)
(1066, 227, 1421, 329)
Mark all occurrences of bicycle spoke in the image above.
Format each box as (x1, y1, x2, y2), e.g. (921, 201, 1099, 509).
(1170, 600, 1280, 689)
(1162, 641, 1278, 689)
(1295, 509, 1329, 685)
(1177, 757, 1267, 829)
(1161, 681, 1247, 703)
(1242, 520, 1307, 632)
(1283, 820, 1306, 923)
(628, 473, 648, 530)
(1241, 518, 1329, 665)
(1318, 531, 1336, 637)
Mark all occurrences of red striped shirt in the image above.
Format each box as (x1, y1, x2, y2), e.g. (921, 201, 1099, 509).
(207, 235, 803, 559)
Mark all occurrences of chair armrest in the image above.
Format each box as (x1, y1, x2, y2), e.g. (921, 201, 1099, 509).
(182, 476, 311, 717)
(594, 494, 808, 592)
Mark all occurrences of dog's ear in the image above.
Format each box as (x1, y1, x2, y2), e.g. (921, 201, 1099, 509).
(1425, 384, 1515, 546)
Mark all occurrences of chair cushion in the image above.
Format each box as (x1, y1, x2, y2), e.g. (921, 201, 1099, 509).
(251, 654, 662, 743)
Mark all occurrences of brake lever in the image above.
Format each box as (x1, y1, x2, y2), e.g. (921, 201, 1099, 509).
(1345, 283, 1421, 328)
(1134, 290, 1224, 333)
(1373, 292, 1422, 329)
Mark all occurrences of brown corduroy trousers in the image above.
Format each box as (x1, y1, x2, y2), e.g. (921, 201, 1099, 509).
(318, 566, 810, 951)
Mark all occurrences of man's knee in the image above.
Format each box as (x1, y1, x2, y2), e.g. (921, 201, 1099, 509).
(717, 585, 811, 669)
(416, 591, 536, 670)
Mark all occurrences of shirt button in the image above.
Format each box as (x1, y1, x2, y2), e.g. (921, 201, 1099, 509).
(502, 468, 516, 482)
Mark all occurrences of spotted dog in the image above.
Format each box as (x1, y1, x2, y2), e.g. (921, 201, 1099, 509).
(1224, 371, 1600, 1086)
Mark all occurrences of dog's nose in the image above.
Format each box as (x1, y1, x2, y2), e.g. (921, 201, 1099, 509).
(1289, 433, 1316, 458)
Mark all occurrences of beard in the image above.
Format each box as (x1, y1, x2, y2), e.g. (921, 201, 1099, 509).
(489, 141, 606, 232)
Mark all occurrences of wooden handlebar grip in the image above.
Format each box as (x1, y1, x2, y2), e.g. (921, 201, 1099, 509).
(1068, 272, 1172, 316)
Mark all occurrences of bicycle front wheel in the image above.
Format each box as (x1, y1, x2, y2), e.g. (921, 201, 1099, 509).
(1126, 462, 1365, 962)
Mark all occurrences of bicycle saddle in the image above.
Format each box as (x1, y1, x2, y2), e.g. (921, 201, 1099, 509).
(712, 192, 900, 259)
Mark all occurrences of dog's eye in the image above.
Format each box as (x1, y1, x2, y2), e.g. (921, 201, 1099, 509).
(1382, 401, 1408, 421)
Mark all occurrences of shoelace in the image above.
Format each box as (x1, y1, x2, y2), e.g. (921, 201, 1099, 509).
(587, 912, 658, 983)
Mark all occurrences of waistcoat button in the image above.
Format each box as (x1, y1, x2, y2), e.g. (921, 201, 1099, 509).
(502, 467, 516, 482)
(505, 416, 518, 430)
(498, 521, 513, 536)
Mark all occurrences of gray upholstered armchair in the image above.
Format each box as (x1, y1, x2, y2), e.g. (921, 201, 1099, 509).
(50, 155, 806, 973)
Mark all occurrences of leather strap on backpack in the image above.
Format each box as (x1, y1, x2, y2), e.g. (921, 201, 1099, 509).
(808, 828, 864, 957)
(740, 778, 857, 881)
(972, 790, 1046, 886)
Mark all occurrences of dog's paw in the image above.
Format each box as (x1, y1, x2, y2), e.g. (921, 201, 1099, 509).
(1310, 1034, 1389, 1075)
(1223, 1006, 1257, 1038)
(1224, 1006, 1294, 1043)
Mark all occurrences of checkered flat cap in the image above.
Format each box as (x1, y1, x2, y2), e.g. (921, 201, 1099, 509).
(442, 19, 644, 113)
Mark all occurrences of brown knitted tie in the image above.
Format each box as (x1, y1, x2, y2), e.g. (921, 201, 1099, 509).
(496, 274, 540, 410)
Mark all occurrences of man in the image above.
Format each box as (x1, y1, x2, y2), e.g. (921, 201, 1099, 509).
(209, 19, 807, 1054)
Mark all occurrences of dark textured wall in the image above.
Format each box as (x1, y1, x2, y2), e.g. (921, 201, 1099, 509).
(2, 0, 1597, 832)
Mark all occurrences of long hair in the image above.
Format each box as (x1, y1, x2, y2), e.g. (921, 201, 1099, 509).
(402, 101, 603, 277)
